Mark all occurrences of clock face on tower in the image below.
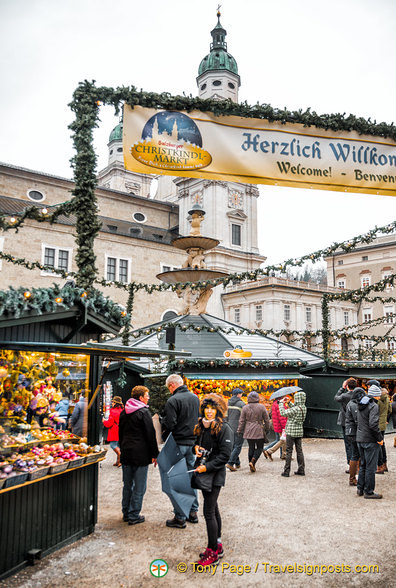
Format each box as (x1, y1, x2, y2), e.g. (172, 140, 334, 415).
(228, 191, 243, 209)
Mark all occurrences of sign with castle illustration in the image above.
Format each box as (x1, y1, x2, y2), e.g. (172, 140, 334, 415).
(123, 104, 396, 196)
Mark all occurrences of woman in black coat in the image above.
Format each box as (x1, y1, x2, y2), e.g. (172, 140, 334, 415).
(193, 394, 233, 568)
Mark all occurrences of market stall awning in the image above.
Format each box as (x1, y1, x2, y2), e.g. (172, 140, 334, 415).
(349, 373, 396, 379)
(0, 341, 191, 360)
(183, 372, 311, 380)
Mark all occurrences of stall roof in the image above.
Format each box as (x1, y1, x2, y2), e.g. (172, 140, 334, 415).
(120, 313, 324, 369)
(0, 341, 191, 360)
(350, 373, 396, 379)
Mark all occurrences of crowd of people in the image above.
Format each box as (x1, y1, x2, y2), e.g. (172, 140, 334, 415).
(335, 378, 394, 498)
(103, 374, 396, 569)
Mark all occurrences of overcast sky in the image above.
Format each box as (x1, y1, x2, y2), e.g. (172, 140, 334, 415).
(1, 0, 395, 265)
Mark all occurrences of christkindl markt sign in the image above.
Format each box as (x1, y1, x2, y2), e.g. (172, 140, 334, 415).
(123, 105, 396, 196)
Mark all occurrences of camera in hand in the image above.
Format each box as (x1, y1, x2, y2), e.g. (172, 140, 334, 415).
(199, 448, 212, 465)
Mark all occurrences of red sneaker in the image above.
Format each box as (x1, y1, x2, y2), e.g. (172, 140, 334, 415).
(199, 547, 210, 558)
(196, 548, 219, 567)
(216, 543, 224, 558)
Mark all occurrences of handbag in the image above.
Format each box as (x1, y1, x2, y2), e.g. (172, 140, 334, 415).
(191, 470, 215, 492)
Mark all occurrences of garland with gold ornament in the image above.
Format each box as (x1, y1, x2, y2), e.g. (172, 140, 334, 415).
(0, 285, 128, 327)
(169, 358, 307, 371)
(0, 200, 76, 232)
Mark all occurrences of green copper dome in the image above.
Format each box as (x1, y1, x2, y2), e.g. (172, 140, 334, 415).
(198, 13, 239, 76)
(109, 122, 123, 143)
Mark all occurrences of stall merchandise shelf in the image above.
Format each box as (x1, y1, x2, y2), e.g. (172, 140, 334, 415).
(0, 457, 106, 494)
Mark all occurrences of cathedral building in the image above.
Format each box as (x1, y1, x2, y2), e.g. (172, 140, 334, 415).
(97, 11, 265, 317)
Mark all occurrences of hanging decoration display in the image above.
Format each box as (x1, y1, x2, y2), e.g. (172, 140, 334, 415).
(123, 105, 396, 195)
(184, 377, 299, 405)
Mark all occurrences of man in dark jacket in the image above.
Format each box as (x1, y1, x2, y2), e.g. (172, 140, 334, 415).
(344, 387, 366, 486)
(356, 385, 384, 499)
(334, 377, 357, 471)
(162, 374, 200, 528)
(226, 388, 245, 472)
(119, 386, 159, 525)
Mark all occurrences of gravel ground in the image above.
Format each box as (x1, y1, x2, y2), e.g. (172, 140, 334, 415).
(1, 437, 394, 588)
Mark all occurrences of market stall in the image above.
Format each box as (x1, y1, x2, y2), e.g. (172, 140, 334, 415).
(0, 300, 188, 580)
(303, 360, 396, 437)
(126, 312, 325, 423)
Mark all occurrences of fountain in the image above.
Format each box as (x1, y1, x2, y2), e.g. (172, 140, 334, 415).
(156, 203, 229, 314)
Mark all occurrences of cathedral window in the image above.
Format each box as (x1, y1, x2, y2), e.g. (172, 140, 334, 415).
(231, 223, 241, 246)
(200, 83, 207, 91)
(284, 305, 291, 322)
(41, 245, 72, 275)
(212, 80, 222, 86)
(161, 263, 181, 273)
(133, 212, 146, 223)
(234, 308, 241, 324)
(255, 305, 262, 322)
(228, 82, 235, 89)
(27, 189, 45, 202)
(106, 256, 131, 284)
(161, 310, 178, 321)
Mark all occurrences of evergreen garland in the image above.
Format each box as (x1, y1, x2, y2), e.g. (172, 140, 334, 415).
(168, 358, 307, 372)
(0, 285, 128, 327)
(69, 83, 102, 289)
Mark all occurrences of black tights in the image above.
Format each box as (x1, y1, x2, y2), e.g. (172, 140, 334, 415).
(202, 486, 222, 550)
(247, 438, 265, 462)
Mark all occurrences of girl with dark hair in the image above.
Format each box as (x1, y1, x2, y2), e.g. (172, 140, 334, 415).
(193, 394, 233, 567)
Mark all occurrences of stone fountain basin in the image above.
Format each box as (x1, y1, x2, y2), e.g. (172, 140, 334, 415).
(156, 268, 229, 284)
(171, 236, 220, 251)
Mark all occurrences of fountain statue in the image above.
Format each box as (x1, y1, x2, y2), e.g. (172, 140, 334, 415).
(156, 203, 229, 314)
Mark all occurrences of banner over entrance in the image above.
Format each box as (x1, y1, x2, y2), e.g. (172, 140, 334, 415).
(123, 105, 396, 196)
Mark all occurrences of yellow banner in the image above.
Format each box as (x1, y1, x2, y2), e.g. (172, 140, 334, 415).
(123, 105, 396, 196)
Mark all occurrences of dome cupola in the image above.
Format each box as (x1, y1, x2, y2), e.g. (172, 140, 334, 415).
(197, 10, 240, 103)
(109, 121, 123, 143)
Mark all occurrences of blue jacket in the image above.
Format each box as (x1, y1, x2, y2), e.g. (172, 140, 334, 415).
(55, 398, 69, 418)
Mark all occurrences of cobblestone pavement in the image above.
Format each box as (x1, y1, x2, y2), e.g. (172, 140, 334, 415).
(2, 437, 394, 588)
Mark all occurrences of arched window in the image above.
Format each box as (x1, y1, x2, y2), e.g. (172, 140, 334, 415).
(161, 310, 178, 321)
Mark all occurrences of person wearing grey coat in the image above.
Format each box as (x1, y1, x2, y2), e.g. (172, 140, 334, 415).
(334, 378, 357, 469)
(70, 395, 87, 438)
(237, 391, 270, 472)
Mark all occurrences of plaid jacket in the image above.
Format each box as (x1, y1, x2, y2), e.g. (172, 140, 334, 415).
(279, 391, 307, 438)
